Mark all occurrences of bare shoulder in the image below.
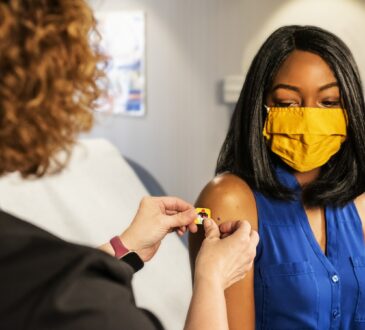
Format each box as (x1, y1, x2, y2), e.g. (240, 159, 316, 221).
(354, 192, 365, 207)
(189, 173, 258, 273)
(195, 173, 258, 230)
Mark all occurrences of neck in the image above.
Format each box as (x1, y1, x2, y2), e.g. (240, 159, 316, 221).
(294, 167, 320, 186)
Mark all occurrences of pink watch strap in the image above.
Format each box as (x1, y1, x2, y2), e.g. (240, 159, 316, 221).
(110, 236, 129, 258)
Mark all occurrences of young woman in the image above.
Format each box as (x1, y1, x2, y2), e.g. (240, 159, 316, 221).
(189, 25, 365, 329)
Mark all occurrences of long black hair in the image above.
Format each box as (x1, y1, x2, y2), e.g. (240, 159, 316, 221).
(216, 25, 365, 207)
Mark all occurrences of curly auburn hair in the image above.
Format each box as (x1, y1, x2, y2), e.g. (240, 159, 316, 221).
(0, 0, 105, 177)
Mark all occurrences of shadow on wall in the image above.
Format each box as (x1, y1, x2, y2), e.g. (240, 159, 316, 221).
(239, 0, 365, 83)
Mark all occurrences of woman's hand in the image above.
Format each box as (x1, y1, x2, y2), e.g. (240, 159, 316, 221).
(118, 196, 198, 262)
(194, 219, 259, 290)
(184, 219, 259, 330)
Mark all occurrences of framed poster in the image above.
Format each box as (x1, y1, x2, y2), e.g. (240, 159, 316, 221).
(96, 11, 146, 116)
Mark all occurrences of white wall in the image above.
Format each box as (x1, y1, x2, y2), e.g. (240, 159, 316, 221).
(240, 0, 365, 80)
(87, 0, 282, 203)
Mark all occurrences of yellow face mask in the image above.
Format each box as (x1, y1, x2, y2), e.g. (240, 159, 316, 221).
(263, 107, 347, 172)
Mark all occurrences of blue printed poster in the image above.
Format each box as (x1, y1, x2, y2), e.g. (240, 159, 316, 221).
(96, 11, 146, 116)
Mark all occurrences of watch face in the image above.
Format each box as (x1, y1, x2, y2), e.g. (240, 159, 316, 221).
(121, 251, 144, 273)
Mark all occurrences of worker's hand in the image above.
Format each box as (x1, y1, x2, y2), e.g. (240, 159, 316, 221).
(194, 219, 259, 289)
(119, 196, 198, 262)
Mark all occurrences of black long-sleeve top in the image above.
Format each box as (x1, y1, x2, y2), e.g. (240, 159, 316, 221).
(0, 210, 164, 330)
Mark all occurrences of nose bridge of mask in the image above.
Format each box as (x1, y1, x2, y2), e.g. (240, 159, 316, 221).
(263, 107, 347, 137)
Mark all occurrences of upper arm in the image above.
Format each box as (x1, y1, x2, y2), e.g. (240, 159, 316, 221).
(188, 173, 258, 330)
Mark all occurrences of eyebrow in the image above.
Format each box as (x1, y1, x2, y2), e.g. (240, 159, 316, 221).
(271, 84, 300, 93)
(318, 82, 339, 91)
(271, 81, 339, 93)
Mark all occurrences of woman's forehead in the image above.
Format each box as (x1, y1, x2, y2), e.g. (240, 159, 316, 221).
(272, 50, 337, 88)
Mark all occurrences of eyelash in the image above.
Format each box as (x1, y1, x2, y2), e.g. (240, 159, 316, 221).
(320, 100, 341, 107)
(272, 100, 341, 108)
(274, 101, 297, 107)
(272, 100, 299, 107)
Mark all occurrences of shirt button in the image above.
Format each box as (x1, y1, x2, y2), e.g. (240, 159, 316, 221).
(332, 310, 340, 319)
(332, 274, 339, 283)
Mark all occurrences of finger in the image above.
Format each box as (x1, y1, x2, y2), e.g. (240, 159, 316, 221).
(154, 196, 194, 213)
(167, 208, 197, 228)
(219, 220, 241, 234)
(228, 220, 252, 240)
(174, 226, 186, 236)
(187, 222, 198, 233)
(236, 220, 252, 236)
(219, 219, 251, 235)
(220, 232, 230, 239)
(204, 219, 220, 239)
(177, 228, 184, 236)
(250, 230, 260, 246)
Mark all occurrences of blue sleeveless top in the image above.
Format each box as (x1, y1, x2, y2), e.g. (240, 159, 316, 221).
(253, 166, 365, 330)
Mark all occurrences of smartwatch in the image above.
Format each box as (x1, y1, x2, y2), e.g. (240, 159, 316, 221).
(110, 236, 144, 273)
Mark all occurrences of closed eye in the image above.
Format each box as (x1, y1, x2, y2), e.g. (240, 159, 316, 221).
(320, 100, 341, 108)
(273, 100, 300, 107)
(271, 95, 301, 107)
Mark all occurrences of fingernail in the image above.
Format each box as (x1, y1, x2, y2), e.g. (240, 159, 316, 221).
(190, 209, 197, 216)
(204, 219, 211, 227)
